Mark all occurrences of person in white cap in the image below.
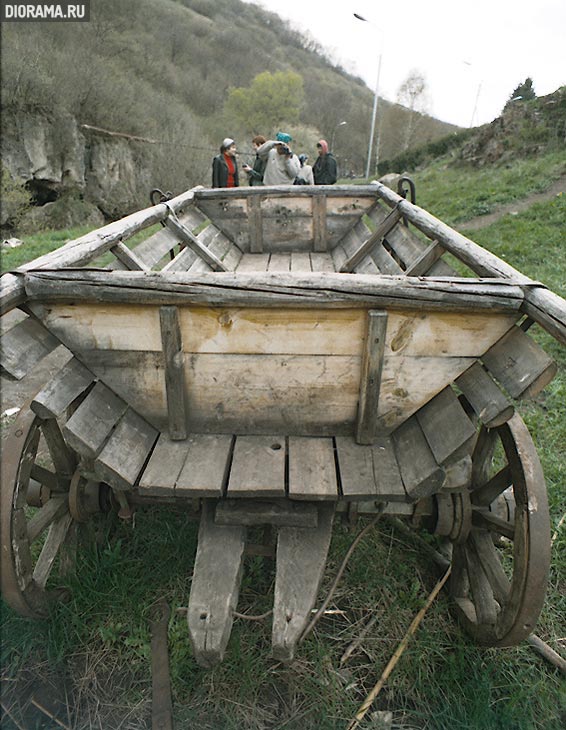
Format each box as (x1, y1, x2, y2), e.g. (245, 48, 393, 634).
(212, 138, 239, 188)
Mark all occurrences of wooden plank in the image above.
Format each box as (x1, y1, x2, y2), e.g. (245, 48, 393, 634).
(416, 387, 476, 465)
(236, 253, 270, 272)
(63, 382, 127, 459)
(335, 436, 406, 501)
(215, 499, 318, 527)
(481, 325, 558, 398)
(383, 220, 431, 270)
(405, 240, 447, 276)
(268, 253, 291, 272)
(110, 241, 150, 271)
(312, 194, 327, 252)
(1, 316, 60, 380)
(288, 437, 338, 500)
(309, 253, 335, 272)
(290, 252, 312, 272)
(138, 432, 190, 496)
(247, 195, 263, 253)
(160, 306, 187, 440)
(175, 434, 233, 497)
(455, 362, 514, 427)
(356, 310, 388, 444)
(443, 455, 473, 492)
(392, 417, 445, 501)
(31, 357, 94, 420)
(368, 243, 404, 275)
(187, 500, 246, 668)
(272, 503, 335, 661)
(227, 435, 286, 498)
(94, 408, 158, 491)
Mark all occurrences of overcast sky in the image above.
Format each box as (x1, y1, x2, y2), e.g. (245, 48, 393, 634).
(246, 0, 566, 128)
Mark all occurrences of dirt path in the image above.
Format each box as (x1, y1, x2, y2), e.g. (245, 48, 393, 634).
(460, 174, 566, 231)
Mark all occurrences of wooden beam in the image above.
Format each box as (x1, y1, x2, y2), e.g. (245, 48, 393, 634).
(159, 306, 187, 440)
(392, 417, 445, 501)
(404, 240, 446, 276)
(340, 206, 402, 273)
(164, 212, 229, 272)
(110, 241, 150, 271)
(31, 357, 94, 420)
(312, 195, 327, 252)
(455, 362, 514, 427)
(247, 195, 263, 253)
(356, 310, 388, 444)
(1, 315, 60, 381)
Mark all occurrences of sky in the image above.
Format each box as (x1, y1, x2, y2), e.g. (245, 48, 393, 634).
(246, 0, 566, 128)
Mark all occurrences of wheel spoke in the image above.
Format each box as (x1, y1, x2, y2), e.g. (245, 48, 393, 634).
(472, 508, 515, 540)
(40, 419, 76, 478)
(471, 427, 498, 486)
(30, 463, 60, 492)
(32, 511, 73, 589)
(27, 497, 68, 543)
(472, 465, 512, 507)
(464, 543, 498, 625)
(470, 529, 511, 605)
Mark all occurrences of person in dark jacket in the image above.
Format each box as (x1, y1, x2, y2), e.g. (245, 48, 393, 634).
(312, 139, 338, 185)
(242, 135, 267, 186)
(212, 138, 239, 188)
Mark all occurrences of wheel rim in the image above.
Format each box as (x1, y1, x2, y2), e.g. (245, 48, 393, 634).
(449, 412, 551, 646)
(1, 409, 82, 617)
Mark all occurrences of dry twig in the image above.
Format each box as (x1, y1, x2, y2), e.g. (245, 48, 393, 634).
(346, 567, 452, 730)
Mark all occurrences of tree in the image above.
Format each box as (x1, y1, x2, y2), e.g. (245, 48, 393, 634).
(396, 69, 430, 152)
(505, 78, 536, 107)
(224, 71, 305, 133)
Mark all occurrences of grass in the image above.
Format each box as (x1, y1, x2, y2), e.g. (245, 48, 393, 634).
(1, 159, 566, 729)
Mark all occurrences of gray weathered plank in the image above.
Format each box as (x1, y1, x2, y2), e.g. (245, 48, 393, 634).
(340, 207, 403, 273)
(31, 357, 94, 420)
(110, 241, 150, 271)
(94, 408, 158, 491)
(188, 500, 246, 668)
(247, 195, 263, 253)
(1, 316, 60, 380)
(175, 434, 233, 497)
(481, 325, 558, 398)
(312, 194, 327, 252)
(138, 432, 190, 496)
(160, 306, 187, 440)
(335, 436, 406, 501)
(309, 253, 335, 272)
(288, 437, 338, 500)
(392, 417, 445, 500)
(272, 503, 335, 662)
(455, 362, 514, 427)
(267, 253, 291, 272)
(236, 253, 270, 272)
(227, 435, 286, 498)
(404, 240, 447, 276)
(356, 310, 388, 444)
(416, 386, 476, 465)
(290, 252, 312, 272)
(215, 499, 318, 527)
(63, 381, 127, 459)
(164, 212, 229, 272)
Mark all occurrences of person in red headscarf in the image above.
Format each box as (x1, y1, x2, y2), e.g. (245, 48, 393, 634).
(212, 138, 239, 188)
(312, 139, 338, 185)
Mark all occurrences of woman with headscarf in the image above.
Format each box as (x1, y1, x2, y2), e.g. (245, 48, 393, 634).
(212, 138, 239, 188)
(312, 139, 338, 185)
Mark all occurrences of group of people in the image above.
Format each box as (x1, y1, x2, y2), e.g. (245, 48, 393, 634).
(211, 132, 338, 188)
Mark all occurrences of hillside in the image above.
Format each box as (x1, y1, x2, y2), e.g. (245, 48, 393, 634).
(0, 0, 457, 232)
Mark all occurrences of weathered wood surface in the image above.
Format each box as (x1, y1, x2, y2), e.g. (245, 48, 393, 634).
(94, 408, 158, 491)
(159, 306, 187, 439)
(455, 362, 514, 426)
(175, 434, 233, 497)
(356, 310, 388, 444)
(416, 387, 476, 465)
(187, 500, 246, 668)
(23, 270, 526, 312)
(392, 417, 445, 500)
(1, 315, 60, 380)
(228, 436, 286, 497)
(163, 212, 230, 272)
(288, 437, 338, 500)
(340, 206, 402, 273)
(110, 241, 150, 272)
(138, 432, 191, 496)
(215, 499, 318, 527)
(372, 181, 566, 344)
(63, 381, 128, 459)
(481, 325, 558, 398)
(272, 503, 335, 662)
(130, 208, 208, 269)
(336, 435, 406, 500)
(31, 357, 94, 420)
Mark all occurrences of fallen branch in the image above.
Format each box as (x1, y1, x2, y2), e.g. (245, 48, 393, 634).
(346, 567, 452, 730)
(30, 697, 71, 730)
(340, 614, 380, 667)
(526, 634, 566, 676)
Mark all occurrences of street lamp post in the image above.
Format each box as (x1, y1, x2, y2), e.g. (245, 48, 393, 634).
(354, 13, 382, 180)
(330, 120, 347, 150)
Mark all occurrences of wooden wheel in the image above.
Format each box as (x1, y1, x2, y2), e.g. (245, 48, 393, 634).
(449, 412, 551, 646)
(1, 407, 104, 618)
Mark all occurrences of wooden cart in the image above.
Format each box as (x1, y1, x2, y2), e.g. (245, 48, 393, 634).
(2, 181, 565, 667)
